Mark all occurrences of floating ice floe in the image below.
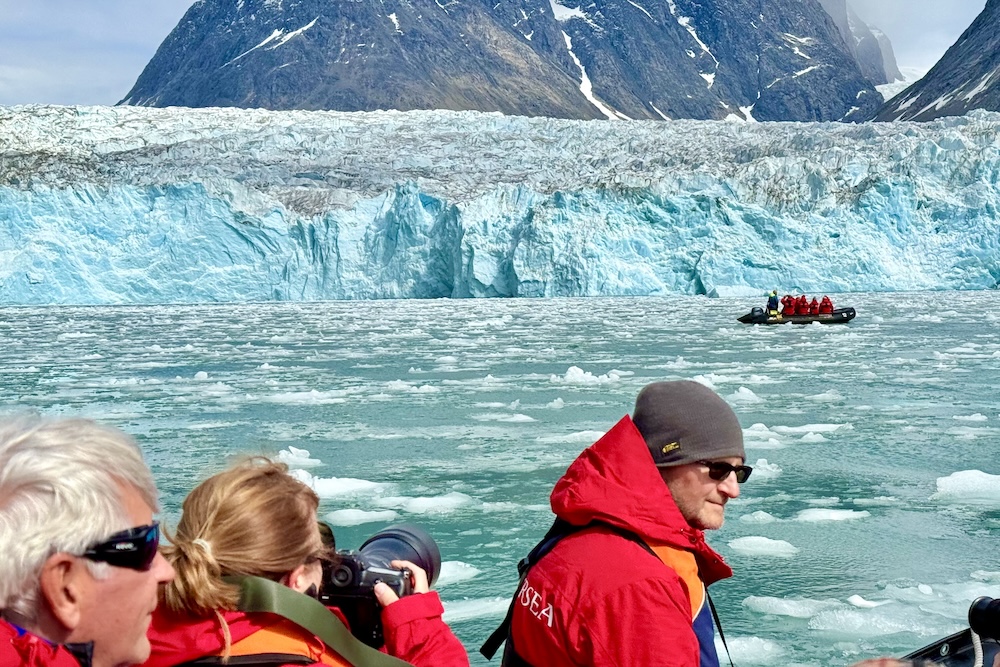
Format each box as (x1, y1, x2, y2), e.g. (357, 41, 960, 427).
(728, 387, 763, 403)
(324, 508, 400, 526)
(930, 470, 1000, 505)
(772, 423, 851, 434)
(728, 536, 800, 557)
(374, 491, 474, 514)
(847, 594, 891, 608)
(794, 508, 869, 522)
(260, 389, 348, 404)
(743, 595, 841, 618)
(550, 366, 622, 385)
(276, 445, 322, 468)
(442, 597, 510, 623)
(536, 430, 605, 444)
(739, 511, 778, 524)
(436, 561, 482, 587)
(806, 391, 843, 402)
(718, 636, 785, 665)
(291, 469, 388, 497)
(749, 459, 782, 480)
(471, 413, 536, 422)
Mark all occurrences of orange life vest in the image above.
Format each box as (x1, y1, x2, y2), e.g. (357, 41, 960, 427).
(648, 543, 705, 619)
(214, 618, 352, 666)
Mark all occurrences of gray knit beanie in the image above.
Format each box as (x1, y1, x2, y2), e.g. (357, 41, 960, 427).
(633, 380, 745, 467)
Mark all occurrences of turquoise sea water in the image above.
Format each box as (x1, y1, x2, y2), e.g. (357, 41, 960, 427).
(2, 292, 1000, 666)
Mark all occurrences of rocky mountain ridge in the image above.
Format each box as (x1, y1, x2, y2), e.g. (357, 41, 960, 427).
(122, 0, 892, 122)
(875, 0, 1000, 121)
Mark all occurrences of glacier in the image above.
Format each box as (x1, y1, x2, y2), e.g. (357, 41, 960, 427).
(1, 104, 1000, 304)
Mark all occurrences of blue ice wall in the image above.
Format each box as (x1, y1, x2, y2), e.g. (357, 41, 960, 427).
(1, 105, 999, 304)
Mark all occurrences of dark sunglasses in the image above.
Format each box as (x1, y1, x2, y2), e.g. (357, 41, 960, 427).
(82, 521, 160, 571)
(697, 460, 753, 484)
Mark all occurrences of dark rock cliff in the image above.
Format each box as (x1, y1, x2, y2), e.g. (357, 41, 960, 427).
(121, 0, 883, 122)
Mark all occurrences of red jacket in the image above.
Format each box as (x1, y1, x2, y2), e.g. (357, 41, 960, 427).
(143, 591, 468, 667)
(0, 621, 84, 667)
(509, 416, 733, 667)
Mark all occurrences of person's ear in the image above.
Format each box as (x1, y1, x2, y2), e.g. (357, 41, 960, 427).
(37, 553, 85, 632)
(284, 563, 310, 593)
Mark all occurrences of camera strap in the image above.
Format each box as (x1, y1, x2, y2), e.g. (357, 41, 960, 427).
(223, 576, 414, 667)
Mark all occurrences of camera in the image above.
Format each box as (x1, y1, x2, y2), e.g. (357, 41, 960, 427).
(317, 523, 442, 648)
(970, 596, 1000, 640)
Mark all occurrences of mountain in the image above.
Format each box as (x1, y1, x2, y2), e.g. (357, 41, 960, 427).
(874, 0, 1000, 121)
(120, 0, 881, 122)
(816, 0, 902, 86)
(4, 105, 1000, 305)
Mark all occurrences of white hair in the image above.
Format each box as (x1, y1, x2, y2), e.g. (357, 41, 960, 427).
(0, 415, 159, 622)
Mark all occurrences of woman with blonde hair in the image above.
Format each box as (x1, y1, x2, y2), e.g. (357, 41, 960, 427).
(143, 459, 468, 667)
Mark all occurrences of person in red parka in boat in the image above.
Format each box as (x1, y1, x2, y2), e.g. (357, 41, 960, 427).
(500, 381, 750, 667)
(796, 294, 810, 315)
(809, 297, 820, 315)
(488, 385, 938, 667)
(143, 460, 468, 667)
(781, 295, 796, 317)
(0, 417, 176, 667)
(819, 295, 834, 314)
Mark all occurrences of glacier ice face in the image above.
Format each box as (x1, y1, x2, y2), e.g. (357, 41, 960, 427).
(1, 104, 1000, 304)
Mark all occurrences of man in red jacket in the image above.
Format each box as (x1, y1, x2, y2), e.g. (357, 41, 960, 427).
(505, 380, 749, 667)
(0, 417, 175, 667)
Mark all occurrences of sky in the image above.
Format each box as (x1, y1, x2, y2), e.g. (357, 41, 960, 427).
(0, 0, 989, 107)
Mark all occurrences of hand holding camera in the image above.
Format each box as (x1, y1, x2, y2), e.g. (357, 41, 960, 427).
(373, 559, 431, 607)
(318, 523, 442, 648)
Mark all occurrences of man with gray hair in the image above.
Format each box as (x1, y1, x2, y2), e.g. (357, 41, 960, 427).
(0, 416, 175, 667)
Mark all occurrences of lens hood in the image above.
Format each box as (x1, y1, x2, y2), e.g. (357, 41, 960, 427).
(359, 523, 442, 586)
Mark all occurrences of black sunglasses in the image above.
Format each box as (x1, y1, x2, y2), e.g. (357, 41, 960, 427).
(82, 521, 160, 571)
(697, 460, 753, 484)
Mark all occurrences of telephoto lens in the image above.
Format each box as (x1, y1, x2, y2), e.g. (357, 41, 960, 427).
(358, 524, 442, 586)
(969, 596, 1000, 640)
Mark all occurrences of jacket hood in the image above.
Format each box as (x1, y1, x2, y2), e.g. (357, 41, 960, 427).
(143, 609, 266, 667)
(550, 415, 733, 584)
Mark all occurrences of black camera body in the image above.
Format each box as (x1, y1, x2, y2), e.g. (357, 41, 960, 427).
(317, 524, 441, 648)
(329, 550, 414, 598)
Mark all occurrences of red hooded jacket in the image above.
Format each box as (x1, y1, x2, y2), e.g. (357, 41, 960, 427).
(142, 591, 468, 667)
(508, 416, 733, 667)
(0, 621, 85, 667)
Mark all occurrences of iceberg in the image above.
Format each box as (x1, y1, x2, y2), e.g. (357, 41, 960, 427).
(2, 104, 1000, 304)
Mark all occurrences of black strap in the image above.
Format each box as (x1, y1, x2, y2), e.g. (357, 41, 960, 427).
(707, 592, 735, 667)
